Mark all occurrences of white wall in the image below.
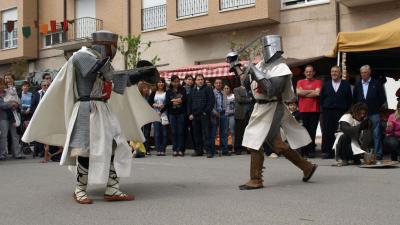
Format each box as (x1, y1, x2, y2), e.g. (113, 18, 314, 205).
(75, 0, 96, 18)
(385, 78, 400, 109)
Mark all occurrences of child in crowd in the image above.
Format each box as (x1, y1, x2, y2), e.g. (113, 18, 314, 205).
(286, 99, 302, 123)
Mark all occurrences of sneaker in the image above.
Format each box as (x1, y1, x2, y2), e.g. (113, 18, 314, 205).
(375, 160, 382, 165)
(268, 153, 278, 158)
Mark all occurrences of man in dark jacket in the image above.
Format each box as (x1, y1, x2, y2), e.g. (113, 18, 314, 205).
(233, 76, 253, 155)
(188, 74, 215, 157)
(320, 66, 352, 159)
(353, 65, 387, 161)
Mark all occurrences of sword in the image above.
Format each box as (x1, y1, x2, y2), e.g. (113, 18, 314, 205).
(236, 30, 268, 55)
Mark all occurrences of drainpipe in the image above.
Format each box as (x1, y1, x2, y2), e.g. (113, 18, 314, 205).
(335, 0, 341, 34)
(64, 0, 67, 21)
(36, 0, 39, 59)
(125, 0, 132, 69)
(128, 0, 131, 35)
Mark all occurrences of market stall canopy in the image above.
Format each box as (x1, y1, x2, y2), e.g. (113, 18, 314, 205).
(327, 18, 400, 57)
(160, 57, 337, 80)
(160, 62, 234, 80)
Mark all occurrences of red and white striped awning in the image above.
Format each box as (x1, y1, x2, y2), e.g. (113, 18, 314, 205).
(160, 62, 234, 80)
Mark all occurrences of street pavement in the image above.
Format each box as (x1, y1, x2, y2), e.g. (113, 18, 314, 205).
(0, 152, 400, 225)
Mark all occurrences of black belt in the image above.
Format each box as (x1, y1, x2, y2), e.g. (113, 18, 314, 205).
(77, 96, 107, 102)
(256, 99, 278, 104)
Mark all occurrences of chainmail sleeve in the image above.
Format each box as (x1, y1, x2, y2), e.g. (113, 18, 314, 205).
(72, 52, 99, 78)
(112, 73, 130, 94)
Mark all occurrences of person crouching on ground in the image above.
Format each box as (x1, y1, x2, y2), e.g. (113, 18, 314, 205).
(333, 103, 372, 166)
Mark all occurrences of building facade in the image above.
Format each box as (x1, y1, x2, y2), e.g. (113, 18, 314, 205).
(0, 0, 399, 78)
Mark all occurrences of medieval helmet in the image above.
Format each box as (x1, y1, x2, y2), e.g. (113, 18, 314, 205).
(261, 35, 283, 63)
(91, 30, 118, 59)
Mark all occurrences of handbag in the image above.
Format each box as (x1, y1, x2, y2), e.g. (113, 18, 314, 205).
(161, 113, 169, 125)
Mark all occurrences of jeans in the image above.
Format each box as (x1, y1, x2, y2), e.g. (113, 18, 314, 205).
(184, 116, 195, 152)
(153, 122, 168, 152)
(227, 115, 235, 146)
(211, 113, 228, 154)
(369, 113, 382, 158)
(169, 114, 185, 152)
(0, 120, 21, 158)
(142, 123, 152, 152)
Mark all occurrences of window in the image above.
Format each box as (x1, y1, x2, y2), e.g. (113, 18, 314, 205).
(281, 0, 329, 9)
(220, 0, 256, 11)
(177, 0, 208, 19)
(2, 22, 18, 49)
(43, 31, 66, 47)
(1, 8, 18, 49)
(142, 0, 167, 31)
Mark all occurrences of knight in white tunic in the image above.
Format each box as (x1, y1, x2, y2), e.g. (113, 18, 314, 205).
(22, 31, 159, 204)
(227, 35, 317, 190)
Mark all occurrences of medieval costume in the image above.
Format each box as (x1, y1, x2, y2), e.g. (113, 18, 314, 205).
(332, 103, 372, 166)
(227, 35, 317, 190)
(22, 30, 159, 204)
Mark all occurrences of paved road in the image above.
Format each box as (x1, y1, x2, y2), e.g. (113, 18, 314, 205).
(0, 153, 399, 225)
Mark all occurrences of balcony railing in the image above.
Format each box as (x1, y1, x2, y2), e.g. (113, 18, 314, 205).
(220, 0, 255, 10)
(71, 17, 103, 40)
(43, 17, 103, 47)
(177, 0, 208, 19)
(142, 4, 167, 31)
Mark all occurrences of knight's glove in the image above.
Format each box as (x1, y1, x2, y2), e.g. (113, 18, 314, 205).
(226, 52, 241, 72)
(248, 63, 266, 82)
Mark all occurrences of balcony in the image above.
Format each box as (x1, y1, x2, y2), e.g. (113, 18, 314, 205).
(142, 4, 167, 31)
(167, 0, 279, 37)
(44, 17, 103, 51)
(220, 0, 256, 11)
(177, 0, 208, 19)
(339, 0, 394, 7)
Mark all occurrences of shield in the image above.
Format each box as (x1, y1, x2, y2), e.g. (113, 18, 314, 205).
(22, 26, 31, 38)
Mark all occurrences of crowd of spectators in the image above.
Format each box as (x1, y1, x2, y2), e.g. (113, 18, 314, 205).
(137, 63, 396, 165)
(0, 72, 62, 162)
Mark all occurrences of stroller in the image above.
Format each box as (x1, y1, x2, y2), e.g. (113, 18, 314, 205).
(20, 119, 35, 156)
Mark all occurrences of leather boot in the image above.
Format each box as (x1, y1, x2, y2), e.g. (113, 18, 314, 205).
(73, 159, 93, 204)
(281, 148, 317, 182)
(104, 163, 135, 201)
(271, 135, 317, 182)
(239, 149, 264, 190)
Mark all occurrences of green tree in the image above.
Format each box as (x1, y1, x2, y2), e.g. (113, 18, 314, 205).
(117, 34, 160, 69)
